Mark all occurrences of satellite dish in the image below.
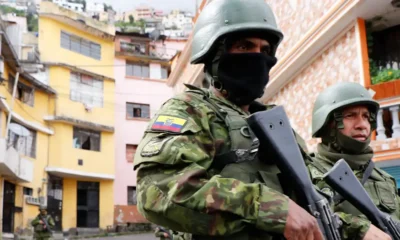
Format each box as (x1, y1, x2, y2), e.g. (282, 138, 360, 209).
(9, 123, 30, 137)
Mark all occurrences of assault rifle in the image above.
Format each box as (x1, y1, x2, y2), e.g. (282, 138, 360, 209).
(247, 106, 342, 240)
(39, 215, 53, 233)
(324, 159, 400, 240)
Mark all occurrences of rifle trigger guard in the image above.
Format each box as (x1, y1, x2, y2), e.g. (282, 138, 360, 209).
(240, 126, 251, 138)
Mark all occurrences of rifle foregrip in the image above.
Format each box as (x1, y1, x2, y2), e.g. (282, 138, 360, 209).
(323, 159, 388, 231)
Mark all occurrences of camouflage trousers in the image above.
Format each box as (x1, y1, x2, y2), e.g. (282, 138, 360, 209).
(34, 232, 52, 240)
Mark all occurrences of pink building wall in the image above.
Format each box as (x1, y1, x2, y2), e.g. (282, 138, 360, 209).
(113, 40, 186, 206)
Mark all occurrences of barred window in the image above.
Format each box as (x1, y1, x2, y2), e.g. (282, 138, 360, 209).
(61, 31, 101, 60)
(70, 72, 103, 108)
(7, 122, 37, 158)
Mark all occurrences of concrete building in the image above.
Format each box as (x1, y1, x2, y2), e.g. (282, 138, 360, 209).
(0, 16, 57, 237)
(113, 31, 186, 225)
(52, 0, 84, 13)
(38, 1, 115, 233)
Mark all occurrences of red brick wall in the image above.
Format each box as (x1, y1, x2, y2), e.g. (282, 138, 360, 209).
(114, 205, 148, 224)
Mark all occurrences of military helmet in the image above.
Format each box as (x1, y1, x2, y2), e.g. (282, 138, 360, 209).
(39, 205, 47, 210)
(312, 82, 379, 137)
(190, 0, 284, 64)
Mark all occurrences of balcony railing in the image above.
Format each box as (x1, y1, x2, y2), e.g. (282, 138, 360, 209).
(376, 104, 400, 140)
(0, 138, 34, 182)
(119, 41, 178, 60)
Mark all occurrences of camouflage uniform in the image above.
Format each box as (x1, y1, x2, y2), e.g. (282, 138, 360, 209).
(134, 0, 371, 239)
(134, 85, 371, 239)
(307, 82, 400, 230)
(31, 209, 55, 240)
(155, 226, 192, 240)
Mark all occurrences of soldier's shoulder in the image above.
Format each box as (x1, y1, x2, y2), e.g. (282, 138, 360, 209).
(374, 167, 396, 181)
(159, 90, 215, 117)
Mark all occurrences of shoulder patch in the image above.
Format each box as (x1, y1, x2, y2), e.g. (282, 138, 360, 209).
(151, 115, 188, 133)
(141, 136, 173, 157)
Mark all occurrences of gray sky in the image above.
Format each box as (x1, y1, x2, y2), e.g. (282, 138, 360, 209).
(99, 0, 198, 14)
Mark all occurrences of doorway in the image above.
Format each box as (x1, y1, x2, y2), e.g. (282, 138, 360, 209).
(77, 181, 99, 228)
(47, 175, 63, 231)
(3, 181, 16, 233)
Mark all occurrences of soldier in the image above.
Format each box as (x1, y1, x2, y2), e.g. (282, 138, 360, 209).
(134, 0, 389, 239)
(308, 82, 400, 225)
(31, 205, 55, 240)
(155, 226, 191, 240)
(154, 226, 172, 240)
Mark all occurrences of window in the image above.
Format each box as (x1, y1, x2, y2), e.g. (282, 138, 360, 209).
(23, 187, 33, 196)
(161, 67, 168, 79)
(61, 31, 101, 60)
(120, 41, 146, 55)
(73, 127, 101, 152)
(7, 122, 37, 158)
(70, 72, 103, 108)
(126, 62, 150, 78)
(8, 75, 35, 107)
(127, 186, 137, 205)
(126, 144, 137, 162)
(126, 103, 150, 119)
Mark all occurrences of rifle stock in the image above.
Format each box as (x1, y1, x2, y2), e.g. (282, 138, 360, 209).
(323, 159, 400, 240)
(247, 106, 341, 240)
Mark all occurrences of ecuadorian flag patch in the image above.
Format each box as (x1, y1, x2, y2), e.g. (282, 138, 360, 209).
(151, 115, 187, 133)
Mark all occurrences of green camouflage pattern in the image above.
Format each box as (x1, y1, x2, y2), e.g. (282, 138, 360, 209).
(134, 88, 289, 237)
(308, 153, 400, 238)
(155, 227, 192, 240)
(308, 154, 400, 220)
(31, 214, 55, 239)
(135, 87, 374, 239)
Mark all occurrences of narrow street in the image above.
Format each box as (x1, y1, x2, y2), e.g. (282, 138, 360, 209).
(95, 233, 157, 240)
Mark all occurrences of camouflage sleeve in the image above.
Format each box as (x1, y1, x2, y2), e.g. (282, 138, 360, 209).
(307, 163, 371, 239)
(134, 97, 289, 236)
(31, 216, 41, 226)
(337, 212, 370, 239)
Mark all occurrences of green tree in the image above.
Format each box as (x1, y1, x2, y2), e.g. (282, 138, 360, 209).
(129, 15, 134, 24)
(27, 13, 39, 32)
(0, 5, 25, 16)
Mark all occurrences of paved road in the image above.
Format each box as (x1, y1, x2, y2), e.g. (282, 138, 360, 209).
(96, 233, 157, 240)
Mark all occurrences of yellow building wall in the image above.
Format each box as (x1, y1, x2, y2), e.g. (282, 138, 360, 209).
(0, 60, 53, 230)
(48, 123, 115, 175)
(62, 178, 77, 229)
(99, 180, 114, 228)
(0, 62, 54, 128)
(62, 178, 114, 229)
(38, 17, 115, 79)
(0, 110, 5, 138)
(48, 66, 115, 127)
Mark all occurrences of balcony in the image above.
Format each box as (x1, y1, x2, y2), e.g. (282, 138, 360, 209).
(367, 22, 400, 100)
(0, 138, 34, 183)
(118, 41, 177, 61)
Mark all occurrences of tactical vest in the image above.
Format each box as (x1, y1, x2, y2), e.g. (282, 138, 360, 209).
(309, 158, 400, 221)
(185, 85, 289, 240)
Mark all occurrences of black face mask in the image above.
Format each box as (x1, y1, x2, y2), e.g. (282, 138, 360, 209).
(216, 53, 277, 106)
